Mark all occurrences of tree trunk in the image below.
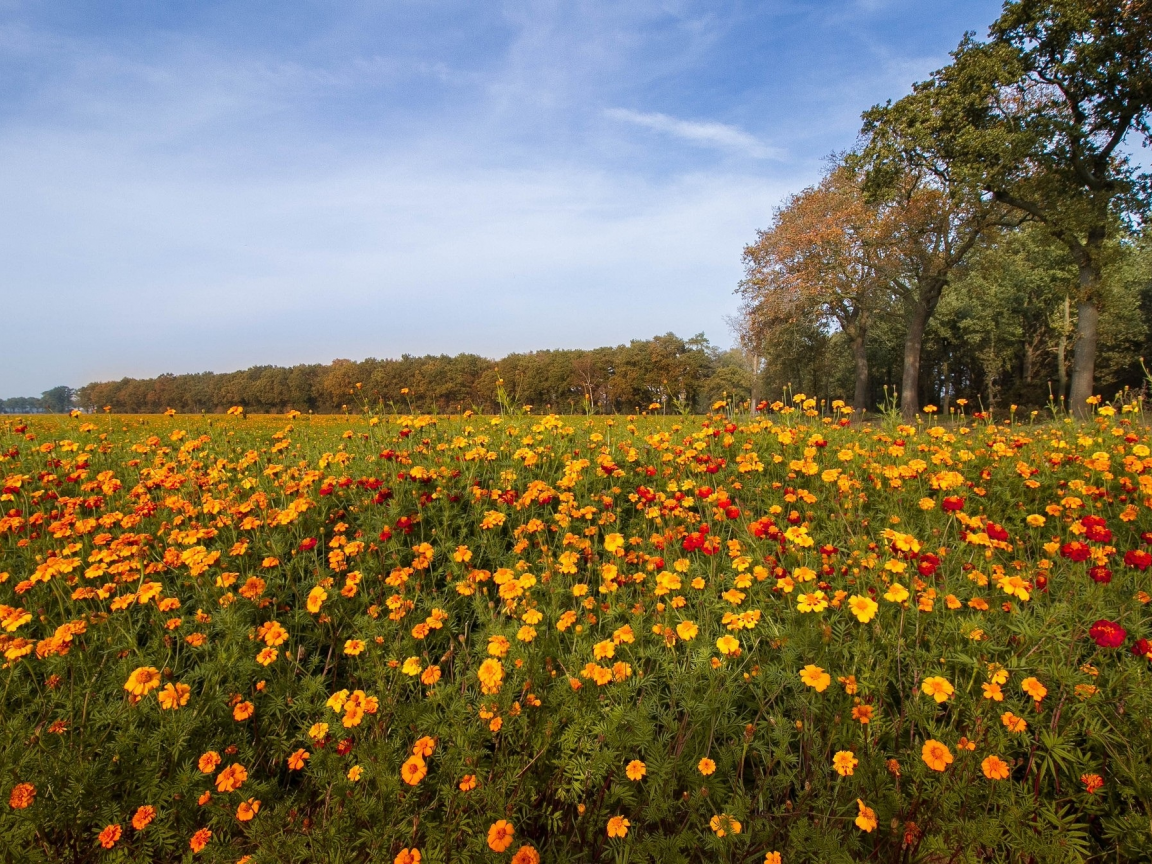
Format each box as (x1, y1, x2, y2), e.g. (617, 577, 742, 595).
(1056, 295, 1069, 406)
(851, 330, 869, 418)
(1069, 298, 1099, 419)
(900, 299, 930, 421)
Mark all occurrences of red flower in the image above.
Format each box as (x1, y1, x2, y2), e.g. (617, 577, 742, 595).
(917, 553, 940, 577)
(299, 538, 318, 551)
(1060, 541, 1091, 563)
(1088, 566, 1112, 584)
(1131, 638, 1152, 661)
(1124, 549, 1151, 571)
(987, 523, 1009, 542)
(1141, 531, 1152, 546)
(1088, 619, 1127, 648)
(942, 496, 965, 512)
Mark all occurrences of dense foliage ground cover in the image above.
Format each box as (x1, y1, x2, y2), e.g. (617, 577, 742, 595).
(2, 404, 1151, 863)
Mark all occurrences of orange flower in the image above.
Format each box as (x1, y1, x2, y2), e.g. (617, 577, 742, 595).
(478, 658, 505, 694)
(799, 664, 831, 692)
(855, 799, 877, 832)
(420, 665, 442, 686)
(412, 736, 436, 758)
(982, 755, 1010, 780)
(198, 751, 221, 774)
(287, 749, 310, 771)
(487, 820, 515, 852)
(306, 586, 327, 613)
(131, 805, 156, 830)
(189, 828, 212, 853)
(851, 704, 873, 724)
(158, 682, 191, 710)
(765, 853, 782, 864)
(510, 846, 540, 864)
(394, 849, 422, 864)
(459, 774, 478, 791)
(401, 755, 427, 786)
(1001, 711, 1028, 733)
(698, 757, 716, 776)
(709, 813, 741, 836)
(348, 765, 363, 782)
(8, 782, 35, 809)
(98, 824, 122, 848)
(1082, 773, 1104, 794)
(215, 763, 248, 793)
(1021, 677, 1047, 703)
(921, 739, 953, 772)
(832, 750, 858, 777)
(236, 798, 260, 821)
(606, 815, 630, 838)
(625, 759, 646, 781)
(124, 666, 161, 697)
(232, 701, 254, 721)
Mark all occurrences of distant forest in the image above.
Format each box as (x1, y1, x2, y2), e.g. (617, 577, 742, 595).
(69, 334, 753, 415)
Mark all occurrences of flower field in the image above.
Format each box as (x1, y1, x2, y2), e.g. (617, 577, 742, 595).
(2, 405, 1152, 863)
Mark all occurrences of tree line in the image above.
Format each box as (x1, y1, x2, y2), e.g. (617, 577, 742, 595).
(736, 0, 1152, 420)
(70, 334, 753, 415)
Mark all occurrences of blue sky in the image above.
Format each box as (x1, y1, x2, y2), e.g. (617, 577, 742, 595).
(0, 0, 1004, 396)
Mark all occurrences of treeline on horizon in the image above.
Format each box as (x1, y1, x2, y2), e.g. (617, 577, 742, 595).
(69, 334, 754, 415)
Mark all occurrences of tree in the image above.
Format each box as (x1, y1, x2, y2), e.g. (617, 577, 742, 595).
(889, 0, 1151, 417)
(739, 162, 895, 414)
(40, 386, 76, 414)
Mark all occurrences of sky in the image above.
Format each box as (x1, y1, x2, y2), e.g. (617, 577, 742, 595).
(0, 0, 1005, 397)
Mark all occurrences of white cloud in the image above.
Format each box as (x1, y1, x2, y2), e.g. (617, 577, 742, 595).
(606, 108, 785, 160)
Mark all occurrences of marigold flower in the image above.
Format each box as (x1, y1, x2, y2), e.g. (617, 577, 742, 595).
(510, 846, 540, 864)
(215, 763, 248, 793)
(420, 665, 442, 685)
(1081, 773, 1104, 794)
(852, 704, 873, 724)
(8, 783, 35, 809)
(606, 815, 630, 838)
(287, 749, 309, 770)
(921, 739, 953, 772)
(236, 798, 260, 821)
(982, 755, 1010, 780)
(921, 676, 954, 703)
(401, 755, 427, 786)
(847, 594, 878, 623)
(799, 664, 831, 692)
(698, 757, 716, 775)
(131, 805, 156, 830)
(710, 813, 741, 836)
(98, 824, 122, 849)
(675, 620, 698, 641)
(412, 736, 436, 757)
(487, 820, 515, 852)
(765, 854, 782, 864)
(306, 586, 327, 614)
(855, 799, 877, 832)
(884, 583, 910, 603)
(394, 849, 421, 864)
(1021, 677, 1047, 702)
(478, 658, 505, 694)
(158, 682, 191, 710)
(124, 666, 161, 697)
(1001, 711, 1028, 733)
(625, 759, 646, 781)
(832, 750, 858, 777)
(458, 774, 478, 791)
(198, 751, 221, 773)
(233, 701, 254, 721)
(189, 828, 212, 853)
(716, 635, 740, 655)
(348, 765, 363, 782)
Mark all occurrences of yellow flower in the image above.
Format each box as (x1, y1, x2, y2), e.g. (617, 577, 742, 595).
(884, 583, 910, 603)
(306, 586, 327, 614)
(402, 657, 423, 676)
(157, 682, 190, 710)
(709, 813, 741, 836)
(847, 594, 878, 623)
(716, 635, 740, 656)
(920, 676, 954, 703)
(478, 658, 504, 694)
(799, 664, 831, 692)
(855, 799, 877, 832)
(676, 620, 699, 641)
(796, 590, 828, 613)
(625, 760, 646, 781)
(123, 666, 161, 697)
(697, 757, 716, 775)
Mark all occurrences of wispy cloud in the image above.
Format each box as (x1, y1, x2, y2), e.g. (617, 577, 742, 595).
(606, 108, 784, 160)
